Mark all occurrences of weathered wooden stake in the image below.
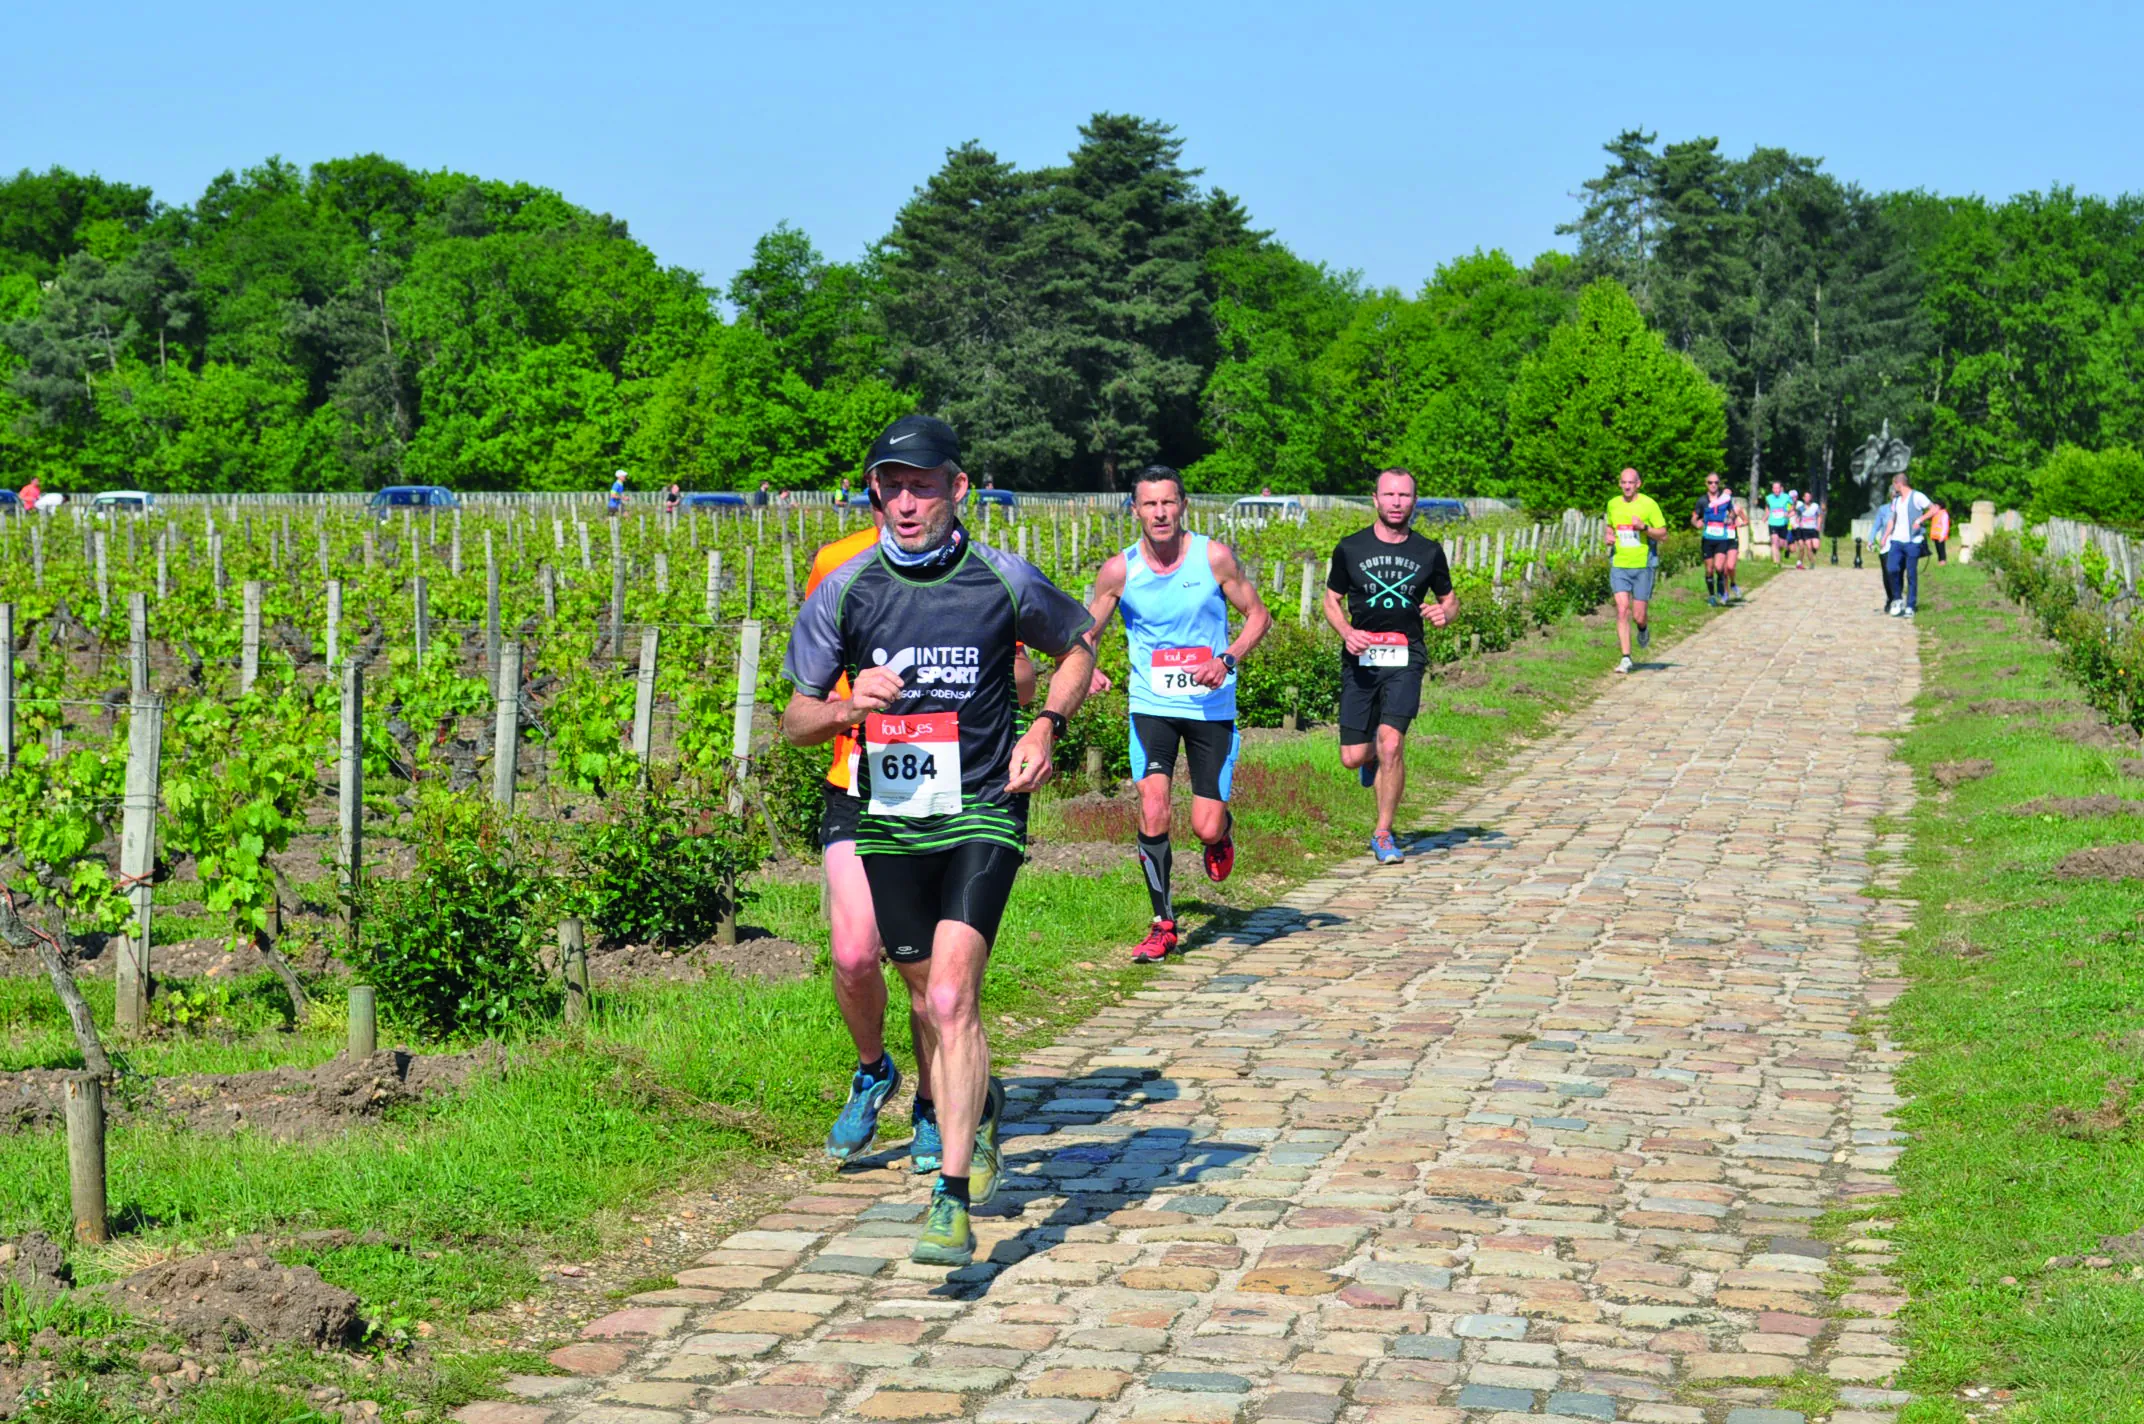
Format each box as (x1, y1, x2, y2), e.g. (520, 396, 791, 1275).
(240, 580, 263, 692)
(631, 628, 660, 761)
(744, 547, 757, 619)
(412, 576, 430, 663)
(542, 563, 557, 622)
(95, 533, 110, 620)
(115, 693, 160, 1035)
(1298, 560, 1316, 627)
(492, 640, 521, 808)
(339, 662, 364, 952)
(347, 985, 377, 1058)
(706, 550, 722, 621)
(325, 579, 342, 670)
(559, 918, 590, 1023)
(128, 593, 148, 695)
(485, 534, 502, 688)
(65, 1074, 107, 1245)
(0, 603, 12, 774)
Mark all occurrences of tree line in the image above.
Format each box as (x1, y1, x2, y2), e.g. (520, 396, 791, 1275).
(2, 119, 2139, 525)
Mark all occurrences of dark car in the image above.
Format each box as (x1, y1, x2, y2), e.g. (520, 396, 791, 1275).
(1414, 497, 1468, 524)
(367, 485, 459, 512)
(847, 491, 875, 509)
(975, 489, 1018, 509)
(0, 491, 21, 517)
(680, 491, 749, 510)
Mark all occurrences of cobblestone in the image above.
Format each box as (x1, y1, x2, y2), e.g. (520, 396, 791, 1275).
(507, 573, 1916, 1421)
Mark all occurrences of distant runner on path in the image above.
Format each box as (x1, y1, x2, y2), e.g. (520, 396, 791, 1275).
(1763, 480, 1793, 563)
(1793, 490, 1823, 570)
(1082, 465, 1272, 964)
(1323, 468, 1457, 866)
(781, 415, 1095, 1267)
(1692, 472, 1743, 606)
(1606, 466, 1668, 675)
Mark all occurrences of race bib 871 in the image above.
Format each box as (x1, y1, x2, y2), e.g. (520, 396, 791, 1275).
(1359, 632, 1409, 668)
(864, 713, 963, 817)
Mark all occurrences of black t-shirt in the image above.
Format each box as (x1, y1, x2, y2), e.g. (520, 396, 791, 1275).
(1326, 526, 1454, 652)
(783, 527, 1093, 854)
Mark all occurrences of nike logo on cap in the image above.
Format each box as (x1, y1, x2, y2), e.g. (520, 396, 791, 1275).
(888, 431, 918, 445)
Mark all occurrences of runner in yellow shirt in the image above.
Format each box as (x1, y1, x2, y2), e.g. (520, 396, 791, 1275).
(1604, 467, 1668, 675)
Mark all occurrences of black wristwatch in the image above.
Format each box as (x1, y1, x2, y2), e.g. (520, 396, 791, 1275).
(1219, 652, 1238, 673)
(1034, 709, 1068, 737)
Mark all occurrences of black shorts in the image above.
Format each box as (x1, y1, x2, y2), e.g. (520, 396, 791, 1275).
(861, 841, 1024, 963)
(1798, 528, 1821, 544)
(1701, 537, 1738, 558)
(820, 783, 862, 848)
(1339, 656, 1425, 744)
(1768, 524, 1789, 543)
(1129, 714, 1240, 801)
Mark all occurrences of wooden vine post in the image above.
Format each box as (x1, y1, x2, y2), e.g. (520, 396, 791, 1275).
(115, 693, 162, 1036)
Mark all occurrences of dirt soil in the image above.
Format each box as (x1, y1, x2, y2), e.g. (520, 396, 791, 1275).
(2017, 796, 2144, 819)
(2052, 844, 2144, 883)
(1025, 840, 1137, 876)
(2057, 718, 2142, 751)
(93, 1250, 362, 1349)
(0, 1231, 72, 1306)
(1933, 758, 1997, 788)
(586, 933, 813, 987)
(0, 1050, 485, 1139)
(2125, 760, 2144, 781)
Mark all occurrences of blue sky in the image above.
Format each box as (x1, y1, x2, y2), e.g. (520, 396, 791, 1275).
(7, 0, 2139, 295)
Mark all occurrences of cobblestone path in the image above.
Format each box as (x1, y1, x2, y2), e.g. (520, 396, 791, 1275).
(474, 569, 1922, 1424)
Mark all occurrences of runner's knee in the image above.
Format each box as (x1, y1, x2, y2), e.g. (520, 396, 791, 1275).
(1375, 725, 1404, 759)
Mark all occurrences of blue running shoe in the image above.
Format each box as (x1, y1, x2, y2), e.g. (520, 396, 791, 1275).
(825, 1059, 901, 1161)
(910, 1112, 942, 1174)
(1372, 831, 1404, 865)
(1357, 754, 1378, 788)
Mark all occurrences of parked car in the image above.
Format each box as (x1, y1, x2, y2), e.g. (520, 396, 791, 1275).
(974, 489, 1018, 511)
(367, 485, 459, 513)
(680, 491, 749, 510)
(1413, 497, 1468, 524)
(0, 491, 21, 517)
(847, 491, 875, 509)
(92, 490, 156, 513)
(1228, 495, 1306, 527)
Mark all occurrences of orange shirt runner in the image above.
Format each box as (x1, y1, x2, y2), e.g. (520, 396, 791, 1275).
(806, 527, 880, 790)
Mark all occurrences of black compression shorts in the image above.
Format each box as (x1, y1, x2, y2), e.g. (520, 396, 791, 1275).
(1130, 715, 1240, 801)
(1339, 657, 1425, 744)
(861, 840, 1024, 963)
(1701, 537, 1738, 558)
(820, 784, 862, 848)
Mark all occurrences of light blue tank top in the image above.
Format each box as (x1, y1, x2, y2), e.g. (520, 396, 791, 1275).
(1122, 533, 1235, 721)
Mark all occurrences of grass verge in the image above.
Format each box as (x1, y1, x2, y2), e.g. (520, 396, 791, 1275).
(1877, 562, 2144, 1423)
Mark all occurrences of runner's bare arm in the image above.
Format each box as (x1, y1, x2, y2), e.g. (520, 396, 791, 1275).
(781, 666, 903, 748)
(1201, 542, 1272, 687)
(1083, 554, 1127, 695)
(1006, 640, 1097, 793)
(1014, 648, 1038, 706)
(1322, 587, 1373, 656)
(1421, 587, 1457, 629)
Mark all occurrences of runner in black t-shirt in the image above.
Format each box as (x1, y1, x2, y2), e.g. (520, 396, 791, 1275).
(1322, 468, 1457, 865)
(782, 415, 1095, 1269)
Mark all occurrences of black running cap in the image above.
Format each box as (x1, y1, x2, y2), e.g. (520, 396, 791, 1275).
(866, 415, 961, 475)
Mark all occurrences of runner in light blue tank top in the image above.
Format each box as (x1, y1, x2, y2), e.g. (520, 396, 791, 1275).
(1084, 467, 1272, 965)
(1122, 531, 1237, 722)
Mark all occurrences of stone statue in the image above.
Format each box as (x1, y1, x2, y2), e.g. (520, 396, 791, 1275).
(1849, 420, 1913, 513)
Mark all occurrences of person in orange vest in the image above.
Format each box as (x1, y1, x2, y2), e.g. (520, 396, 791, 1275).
(18, 476, 41, 509)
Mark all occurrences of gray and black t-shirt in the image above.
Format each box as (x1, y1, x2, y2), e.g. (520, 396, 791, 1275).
(783, 527, 1093, 854)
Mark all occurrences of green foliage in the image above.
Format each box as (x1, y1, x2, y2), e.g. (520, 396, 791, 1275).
(2029, 445, 2144, 529)
(1980, 531, 2144, 735)
(564, 773, 763, 948)
(351, 799, 554, 1039)
(1505, 281, 1726, 516)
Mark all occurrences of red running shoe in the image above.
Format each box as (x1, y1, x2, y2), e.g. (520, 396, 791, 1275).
(1131, 919, 1177, 963)
(1203, 835, 1235, 883)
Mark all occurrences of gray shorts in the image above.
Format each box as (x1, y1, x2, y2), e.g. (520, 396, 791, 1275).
(1609, 564, 1657, 601)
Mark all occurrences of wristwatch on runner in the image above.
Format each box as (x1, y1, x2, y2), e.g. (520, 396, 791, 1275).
(1034, 709, 1068, 737)
(1219, 652, 1238, 673)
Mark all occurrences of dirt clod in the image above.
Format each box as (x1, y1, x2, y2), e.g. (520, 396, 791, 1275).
(1932, 759, 1996, 788)
(2016, 796, 2144, 819)
(2052, 844, 2144, 883)
(2048, 1078, 2136, 1139)
(0, 1231, 72, 1306)
(97, 1250, 362, 1348)
(586, 935, 812, 987)
(2057, 719, 2142, 751)
(1970, 697, 2082, 717)
(2099, 1229, 2144, 1263)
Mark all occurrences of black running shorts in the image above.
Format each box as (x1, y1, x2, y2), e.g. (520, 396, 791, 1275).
(861, 840, 1024, 963)
(1129, 714, 1240, 801)
(1338, 656, 1425, 744)
(820, 784, 862, 848)
(1701, 537, 1738, 559)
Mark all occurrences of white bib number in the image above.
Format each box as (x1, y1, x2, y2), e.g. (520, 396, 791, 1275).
(1704, 522, 1727, 538)
(1149, 646, 1216, 697)
(1358, 632, 1409, 668)
(865, 713, 963, 817)
(1616, 525, 1644, 549)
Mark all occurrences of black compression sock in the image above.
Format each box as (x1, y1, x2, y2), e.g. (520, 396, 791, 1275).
(859, 1054, 893, 1082)
(912, 1096, 935, 1122)
(1137, 832, 1174, 922)
(940, 1174, 971, 1206)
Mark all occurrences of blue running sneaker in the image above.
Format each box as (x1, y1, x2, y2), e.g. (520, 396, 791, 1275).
(1372, 831, 1404, 865)
(1358, 754, 1378, 788)
(825, 1059, 901, 1161)
(910, 1112, 942, 1174)
(970, 1077, 1007, 1205)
